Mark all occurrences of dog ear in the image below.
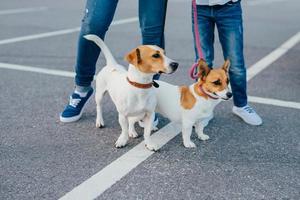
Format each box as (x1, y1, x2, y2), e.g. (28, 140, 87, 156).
(222, 59, 230, 73)
(197, 59, 210, 80)
(124, 48, 142, 65)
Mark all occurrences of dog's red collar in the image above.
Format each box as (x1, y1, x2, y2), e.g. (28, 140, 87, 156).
(126, 77, 158, 89)
(199, 83, 219, 100)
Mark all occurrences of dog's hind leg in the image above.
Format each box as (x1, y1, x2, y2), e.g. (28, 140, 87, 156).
(182, 119, 196, 148)
(115, 114, 129, 148)
(195, 120, 210, 141)
(95, 86, 106, 128)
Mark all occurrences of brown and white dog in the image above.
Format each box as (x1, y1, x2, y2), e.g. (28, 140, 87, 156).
(152, 59, 232, 148)
(84, 35, 178, 150)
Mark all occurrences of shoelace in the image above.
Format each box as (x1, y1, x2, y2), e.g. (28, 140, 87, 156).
(244, 106, 255, 114)
(69, 96, 81, 107)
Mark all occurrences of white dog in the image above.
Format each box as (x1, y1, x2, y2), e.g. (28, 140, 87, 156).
(135, 59, 232, 148)
(84, 34, 178, 151)
(153, 59, 232, 148)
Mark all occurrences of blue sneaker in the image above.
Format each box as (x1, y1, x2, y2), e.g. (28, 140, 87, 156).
(60, 88, 93, 123)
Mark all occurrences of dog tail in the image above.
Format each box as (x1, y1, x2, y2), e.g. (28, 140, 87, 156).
(84, 34, 119, 67)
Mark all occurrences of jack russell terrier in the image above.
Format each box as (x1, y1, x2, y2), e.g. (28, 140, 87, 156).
(84, 35, 178, 150)
(137, 59, 232, 148)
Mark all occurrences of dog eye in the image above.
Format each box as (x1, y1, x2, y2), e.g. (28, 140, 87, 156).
(212, 80, 221, 85)
(152, 53, 160, 58)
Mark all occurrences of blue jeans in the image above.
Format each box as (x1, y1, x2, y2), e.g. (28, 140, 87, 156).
(192, 1, 247, 107)
(75, 0, 167, 87)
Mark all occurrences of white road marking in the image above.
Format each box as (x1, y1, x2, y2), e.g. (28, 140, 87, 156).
(0, 62, 75, 77)
(57, 32, 300, 199)
(247, 0, 288, 6)
(248, 96, 300, 110)
(0, 17, 138, 45)
(247, 31, 300, 81)
(59, 123, 181, 200)
(0, 7, 47, 15)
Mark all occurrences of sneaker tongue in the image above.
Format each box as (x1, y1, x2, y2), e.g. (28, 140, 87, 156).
(74, 90, 87, 98)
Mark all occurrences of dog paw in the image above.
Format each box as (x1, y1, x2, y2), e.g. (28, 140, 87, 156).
(115, 136, 128, 148)
(183, 140, 196, 148)
(198, 134, 210, 141)
(129, 131, 138, 138)
(96, 119, 105, 128)
(96, 122, 105, 128)
(138, 120, 145, 128)
(145, 142, 158, 151)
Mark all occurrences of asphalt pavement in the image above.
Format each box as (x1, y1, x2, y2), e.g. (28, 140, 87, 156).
(0, 0, 299, 199)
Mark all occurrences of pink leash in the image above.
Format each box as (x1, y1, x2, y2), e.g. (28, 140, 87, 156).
(189, 0, 205, 79)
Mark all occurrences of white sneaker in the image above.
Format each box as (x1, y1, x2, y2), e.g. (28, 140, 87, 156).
(232, 105, 262, 126)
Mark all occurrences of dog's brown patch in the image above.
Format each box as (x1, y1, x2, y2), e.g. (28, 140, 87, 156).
(125, 46, 167, 74)
(180, 86, 196, 109)
(202, 68, 228, 93)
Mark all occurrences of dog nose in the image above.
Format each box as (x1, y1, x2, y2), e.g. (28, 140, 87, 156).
(226, 92, 233, 99)
(170, 62, 179, 71)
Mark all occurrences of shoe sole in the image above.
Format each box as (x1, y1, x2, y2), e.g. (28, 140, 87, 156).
(60, 112, 83, 123)
(59, 91, 93, 123)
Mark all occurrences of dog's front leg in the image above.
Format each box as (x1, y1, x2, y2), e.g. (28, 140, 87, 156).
(128, 117, 139, 138)
(143, 112, 158, 151)
(182, 119, 196, 148)
(195, 121, 210, 141)
(115, 114, 129, 148)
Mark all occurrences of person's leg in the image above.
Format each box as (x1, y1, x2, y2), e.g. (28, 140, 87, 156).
(60, 0, 118, 123)
(192, 5, 215, 68)
(215, 2, 262, 125)
(189, 5, 216, 122)
(75, 0, 119, 88)
(215, 1, 246, 107)
(138, 0, 168, 80)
